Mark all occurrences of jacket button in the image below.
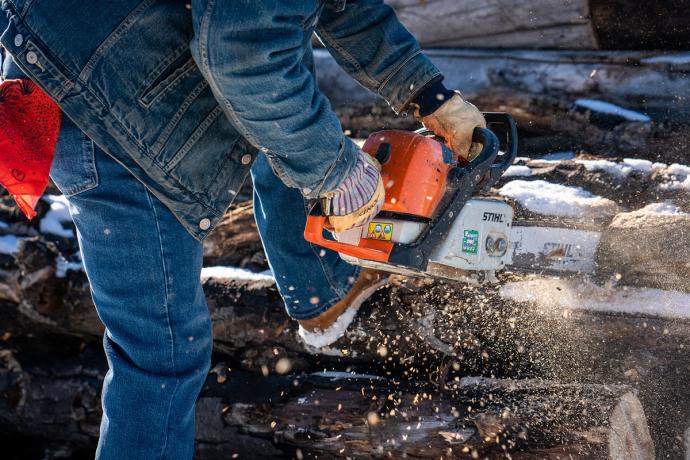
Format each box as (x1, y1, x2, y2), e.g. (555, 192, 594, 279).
(199, 218, 211, 230)
(13, 34, 23, 47)
(26, 51, 38, 65)
(240, 154, 252, 165)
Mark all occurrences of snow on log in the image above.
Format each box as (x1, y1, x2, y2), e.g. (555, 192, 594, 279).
(384, 0, 690, 50)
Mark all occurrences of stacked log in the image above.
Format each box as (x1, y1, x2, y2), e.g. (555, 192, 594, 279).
(384, 0, 690, 50)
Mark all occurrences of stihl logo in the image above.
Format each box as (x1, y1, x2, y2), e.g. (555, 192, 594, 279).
(482, 212, 505, 222)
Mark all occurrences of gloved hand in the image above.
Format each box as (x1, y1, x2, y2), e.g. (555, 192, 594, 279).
(320, 149, 385, 233)
(417, 93, 486, 163)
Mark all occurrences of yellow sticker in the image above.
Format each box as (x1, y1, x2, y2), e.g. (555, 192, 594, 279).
(367, 222, 394, 241)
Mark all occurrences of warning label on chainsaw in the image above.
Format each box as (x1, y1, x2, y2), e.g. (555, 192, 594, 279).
(367, 222, 393, 241)
(462, 230, 479, 254)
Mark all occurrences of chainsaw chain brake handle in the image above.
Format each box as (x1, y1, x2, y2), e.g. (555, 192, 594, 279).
(479, 112, 519, 191)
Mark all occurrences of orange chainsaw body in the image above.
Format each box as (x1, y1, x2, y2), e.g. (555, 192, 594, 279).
(363, 130, 452, 218)
(304, 130, 451, 263)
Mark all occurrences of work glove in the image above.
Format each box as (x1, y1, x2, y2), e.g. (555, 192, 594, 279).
(320, 149, 385, 233)
(417, 93, 486, 163)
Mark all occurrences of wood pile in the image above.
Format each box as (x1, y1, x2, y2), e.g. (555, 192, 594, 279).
(2, 147, 690, 457)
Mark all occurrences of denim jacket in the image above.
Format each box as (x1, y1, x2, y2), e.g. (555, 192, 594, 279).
(0, 0, 440, 240)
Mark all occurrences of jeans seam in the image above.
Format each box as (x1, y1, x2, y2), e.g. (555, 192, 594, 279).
(146, 189, 180, 460)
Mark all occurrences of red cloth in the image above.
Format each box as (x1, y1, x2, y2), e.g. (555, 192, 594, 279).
(0, 79, 61, 219)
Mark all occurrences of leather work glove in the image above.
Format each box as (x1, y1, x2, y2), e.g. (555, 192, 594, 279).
(320, 150, 385, 233)
(417, 93, 486, 163)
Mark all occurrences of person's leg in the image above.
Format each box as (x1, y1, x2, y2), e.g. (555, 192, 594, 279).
(50, 119, 212, 460)
(251, 153, 359, 320)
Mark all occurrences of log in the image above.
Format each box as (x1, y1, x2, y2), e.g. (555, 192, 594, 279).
(1, 242, 689, 455)
(384, 0, 690, 50)
(387, 0, 598, 49)
(202, 201, 267, 269)
(596, 208, 690, 292)
(0, 347, 656, 459)
(316, 48, 690, 124)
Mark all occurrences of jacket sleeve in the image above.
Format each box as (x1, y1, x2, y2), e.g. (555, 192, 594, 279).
(191, 0, 358, 198)
(316, 0, 443, 114)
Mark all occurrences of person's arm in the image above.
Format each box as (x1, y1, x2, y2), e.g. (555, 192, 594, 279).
(316, 1, 486, 161)
(192, 1, 358, 199)
(315, 0, 443, 114)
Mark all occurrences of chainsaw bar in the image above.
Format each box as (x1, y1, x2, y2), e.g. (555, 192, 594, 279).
(507, 222, 602, 275)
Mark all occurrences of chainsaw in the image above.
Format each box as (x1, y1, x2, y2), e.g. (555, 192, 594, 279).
(304, 113, 601, 282)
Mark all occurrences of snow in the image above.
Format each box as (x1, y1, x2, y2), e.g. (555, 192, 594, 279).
(622, 158, 654, 175)
(56, 256, 84, 278)
(0, 221, 7, 229)
(311, 371, 384, 381)
(500, 277, 690, 320)
(40, 195, 74, 238)
(538, 151, 575, 161)
(200, 266, 275, 285)
(641, 53, 690, 65)
(574, 158, 658, 179)
(502, 165, 532, 178)
(659, 163, 690, 191)
(638, 201, 689, 216)
(575, 159, 629, 178)
(575, 99, 652, 122)
(498, 180, 617, 218)
(0, 235, 22, 255)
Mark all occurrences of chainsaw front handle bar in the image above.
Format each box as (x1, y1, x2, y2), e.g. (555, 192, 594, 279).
(482, 112, 519, 190)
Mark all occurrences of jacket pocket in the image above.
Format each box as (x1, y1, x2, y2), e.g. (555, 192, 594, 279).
(138, 45, 198, 108)
(49, 119, 98, 197)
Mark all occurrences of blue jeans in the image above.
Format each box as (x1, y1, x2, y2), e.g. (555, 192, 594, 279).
(51, 122, 358, 459)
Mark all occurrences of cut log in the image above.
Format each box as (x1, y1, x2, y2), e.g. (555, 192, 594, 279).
(384, 0, 690, 50)
(0, 347, 656, 459)
(596, 209, 690, 292)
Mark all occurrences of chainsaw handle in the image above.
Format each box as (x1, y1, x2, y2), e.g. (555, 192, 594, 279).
(303, 216, 392, 262)
(483, 112, 518, 187)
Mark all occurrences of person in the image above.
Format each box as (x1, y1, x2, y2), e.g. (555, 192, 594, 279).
(0, 0, 485, 458)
